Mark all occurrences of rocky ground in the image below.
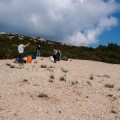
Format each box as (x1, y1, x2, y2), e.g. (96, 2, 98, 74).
(0, 57, 120, 120)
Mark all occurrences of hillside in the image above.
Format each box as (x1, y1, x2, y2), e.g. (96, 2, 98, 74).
(0, 33, 120, 64)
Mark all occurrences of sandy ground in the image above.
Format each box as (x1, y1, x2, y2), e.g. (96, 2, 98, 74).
(0, 57, 120, 120)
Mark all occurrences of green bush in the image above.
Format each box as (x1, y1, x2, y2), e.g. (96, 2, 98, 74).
(0, 34, 120, 64)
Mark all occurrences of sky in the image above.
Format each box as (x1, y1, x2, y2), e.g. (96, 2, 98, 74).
(0, 0, 120, 48)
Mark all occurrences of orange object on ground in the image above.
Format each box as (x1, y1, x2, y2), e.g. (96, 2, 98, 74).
(27, 56, 32, 63)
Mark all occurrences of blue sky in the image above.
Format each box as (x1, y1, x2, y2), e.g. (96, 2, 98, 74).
(93, 11, 120, 48)
(0, 0, 120, 48)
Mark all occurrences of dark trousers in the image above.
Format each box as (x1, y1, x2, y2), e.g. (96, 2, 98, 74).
(53, 55, 56, 62)
(19, 53, 23, 64)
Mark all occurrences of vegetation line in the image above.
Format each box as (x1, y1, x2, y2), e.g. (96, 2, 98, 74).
(0, 33, 120, 64)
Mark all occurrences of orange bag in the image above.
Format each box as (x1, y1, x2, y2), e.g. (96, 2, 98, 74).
(27, 56, 32, 63)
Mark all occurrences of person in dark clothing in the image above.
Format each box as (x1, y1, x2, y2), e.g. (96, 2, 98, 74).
(53, 47, 57, 63)
(36, 44, 41, 57)
(56, 50, 60, 61)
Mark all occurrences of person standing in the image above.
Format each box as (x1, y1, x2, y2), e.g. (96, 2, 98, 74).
(18, 42, 29, 64)
(58, 50, 62, 60)
(53, 47, 57, 63)
(36, 44, 41, 57)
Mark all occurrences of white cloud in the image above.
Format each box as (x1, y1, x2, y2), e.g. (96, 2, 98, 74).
(66, 29, 100, 46)
(98, 16, 118, 29)
(0, 0, 120, 46)
(66, 16, 118, 46)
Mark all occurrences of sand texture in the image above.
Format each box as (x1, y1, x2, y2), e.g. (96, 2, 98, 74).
(0, 57, 120, 120)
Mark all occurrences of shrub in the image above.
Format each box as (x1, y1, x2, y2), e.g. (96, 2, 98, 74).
(61, 68, 68, 73)
(50, 75, 55, 79)
(60, 76, 66, 82)
(71, 81, 79, 85)
(37, 93, 48, 98)
(104, 84, 114, 88)
(40, 65, 46, 68)
(49, 79, 54, 83)
(89, 75, 94, 80)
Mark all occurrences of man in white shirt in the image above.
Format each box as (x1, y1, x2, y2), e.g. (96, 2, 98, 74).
(18, 42, 29, 64)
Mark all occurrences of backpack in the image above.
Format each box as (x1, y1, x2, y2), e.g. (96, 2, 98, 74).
(27, 56, 32, 63)
(29, 53, 36, 59)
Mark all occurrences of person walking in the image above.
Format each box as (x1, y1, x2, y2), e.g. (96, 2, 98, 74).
(18, 42, 29, 64)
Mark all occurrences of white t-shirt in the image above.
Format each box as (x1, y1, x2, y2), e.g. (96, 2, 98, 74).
(18, 44, 25, 53)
